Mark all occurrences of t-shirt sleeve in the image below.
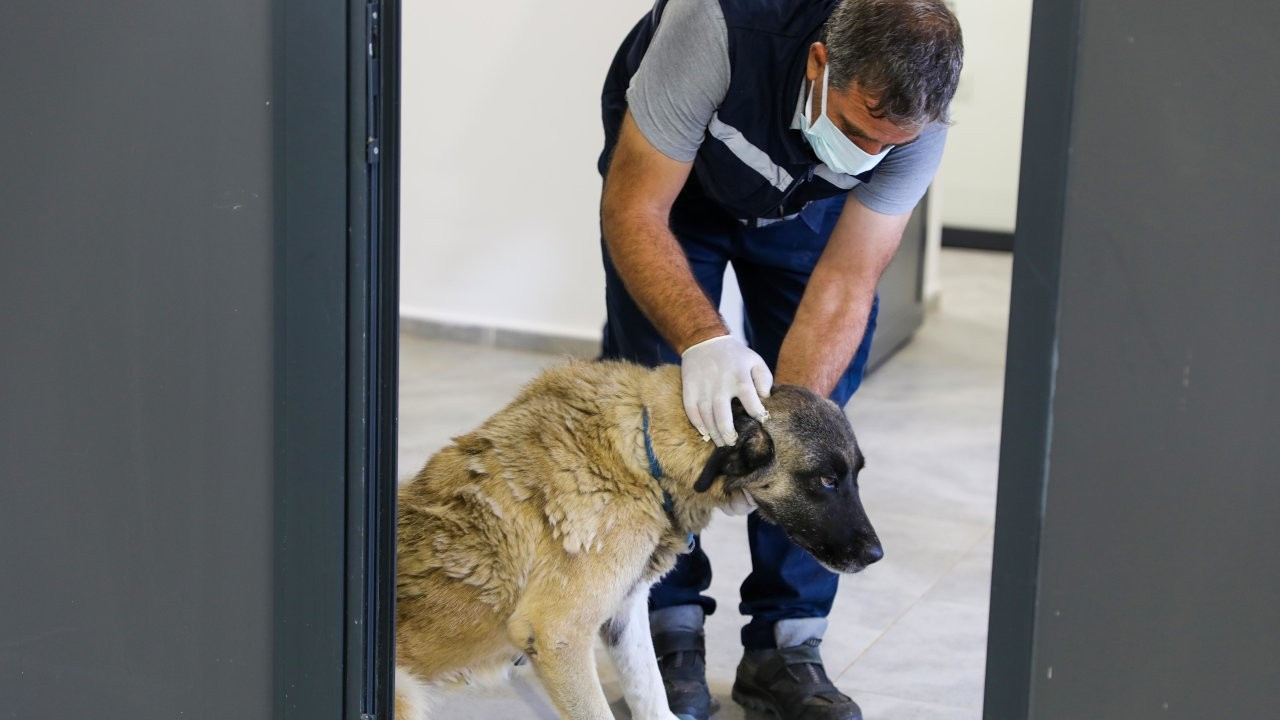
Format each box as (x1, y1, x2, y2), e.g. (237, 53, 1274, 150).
(851, 123, 948, 215)
(625, 0, 730, 162)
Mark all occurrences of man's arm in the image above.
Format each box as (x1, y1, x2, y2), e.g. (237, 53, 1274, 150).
(600, 110, 725, 354)
(774, 195, 912, 395)
(601, 110, 771, 445)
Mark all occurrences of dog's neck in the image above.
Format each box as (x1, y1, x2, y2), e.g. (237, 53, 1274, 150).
(634, 368, 734, 534)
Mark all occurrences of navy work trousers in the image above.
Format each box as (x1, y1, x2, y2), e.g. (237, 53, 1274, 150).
(599, 194, 879, 650)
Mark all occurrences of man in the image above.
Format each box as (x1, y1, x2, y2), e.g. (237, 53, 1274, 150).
(597, 1, 963, 718)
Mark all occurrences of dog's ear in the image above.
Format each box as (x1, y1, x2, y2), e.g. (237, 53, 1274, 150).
(693, 399, 774, 492)
(694, 445, 736, 493)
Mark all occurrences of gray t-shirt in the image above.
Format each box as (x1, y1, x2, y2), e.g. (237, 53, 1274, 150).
(625, 0, 946, 216)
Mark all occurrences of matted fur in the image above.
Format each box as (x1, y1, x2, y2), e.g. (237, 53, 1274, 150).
(395, 359, 880, 720)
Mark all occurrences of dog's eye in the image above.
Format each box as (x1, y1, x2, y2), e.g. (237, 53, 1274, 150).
(820, 475, 837, 489)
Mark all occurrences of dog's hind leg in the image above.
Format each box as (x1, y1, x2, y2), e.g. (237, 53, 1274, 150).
(600, 582, 679, 720)
(507, 612, 613, 720)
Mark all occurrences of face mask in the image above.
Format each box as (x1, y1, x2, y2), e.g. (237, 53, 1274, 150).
(801, 64, 891, 176)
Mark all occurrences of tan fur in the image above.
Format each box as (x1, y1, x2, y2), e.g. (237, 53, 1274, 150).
(392, 359, 885, 719)
(396, 361, 731, 719)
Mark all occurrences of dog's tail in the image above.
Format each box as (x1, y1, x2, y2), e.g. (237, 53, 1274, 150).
(395, 666, 433, 720)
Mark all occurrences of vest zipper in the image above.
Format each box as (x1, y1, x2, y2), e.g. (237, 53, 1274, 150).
(768, 164, 815, 221)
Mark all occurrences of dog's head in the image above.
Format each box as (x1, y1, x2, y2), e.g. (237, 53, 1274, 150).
(693, 386, 882, 573)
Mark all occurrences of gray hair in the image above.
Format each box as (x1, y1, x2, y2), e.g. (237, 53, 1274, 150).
(820, 0, 964, 127)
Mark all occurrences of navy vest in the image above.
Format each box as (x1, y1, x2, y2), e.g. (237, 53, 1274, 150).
(600, 0, 871, 228)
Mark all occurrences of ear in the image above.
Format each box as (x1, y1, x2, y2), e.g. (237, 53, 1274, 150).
(693, 399, 775, 493)
(806, 42, 827, 85)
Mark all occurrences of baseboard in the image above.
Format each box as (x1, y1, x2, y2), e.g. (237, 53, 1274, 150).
(399, 315, 602, 359)
(942, 226, 1014, 252)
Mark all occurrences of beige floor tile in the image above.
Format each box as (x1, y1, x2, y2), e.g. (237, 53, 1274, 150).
(840, 599, 991, 710)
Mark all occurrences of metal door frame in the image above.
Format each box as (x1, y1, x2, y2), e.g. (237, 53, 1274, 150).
(982, 0, 1082, 716)
(273, 0, 399, 717)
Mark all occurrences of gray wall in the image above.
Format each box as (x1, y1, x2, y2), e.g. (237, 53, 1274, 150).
(988, 0, 1280, 717)
(0, 2, 274, 717)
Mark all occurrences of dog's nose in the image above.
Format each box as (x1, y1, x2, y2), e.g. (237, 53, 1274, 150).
(859, 542, 884, 567)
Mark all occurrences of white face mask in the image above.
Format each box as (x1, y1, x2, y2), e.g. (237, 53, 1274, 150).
(801, 64, 891, 176)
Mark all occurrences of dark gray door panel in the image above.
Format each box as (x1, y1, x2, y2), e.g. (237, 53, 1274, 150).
(1, 1, 398, 718)
(1, 1, 274, 717)
(986, 0, 1280, 717)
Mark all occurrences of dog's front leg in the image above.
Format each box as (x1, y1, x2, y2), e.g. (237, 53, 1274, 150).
(600, 582, 679, 720)
(508, 614, 613, 720)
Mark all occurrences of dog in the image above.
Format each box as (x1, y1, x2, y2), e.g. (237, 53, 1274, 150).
(395, 359, 882, 720)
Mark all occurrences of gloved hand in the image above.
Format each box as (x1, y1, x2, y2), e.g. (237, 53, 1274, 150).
(680, 334, 772, 446)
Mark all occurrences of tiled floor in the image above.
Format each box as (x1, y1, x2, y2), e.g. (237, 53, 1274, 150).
(398, 248, 1013, 719)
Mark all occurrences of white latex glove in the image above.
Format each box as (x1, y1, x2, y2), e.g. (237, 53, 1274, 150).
(680, 335, 772, 446)
(720, 489, 758, 517)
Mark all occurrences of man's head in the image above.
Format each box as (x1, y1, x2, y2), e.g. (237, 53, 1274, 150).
(806, 0, 964, 154)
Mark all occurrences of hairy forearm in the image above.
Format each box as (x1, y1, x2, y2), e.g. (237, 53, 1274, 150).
(775, 200, 908, 396)
(775, 264, 877, 395)
(602, 208, 726, 354)
(599, 111, 724, 354)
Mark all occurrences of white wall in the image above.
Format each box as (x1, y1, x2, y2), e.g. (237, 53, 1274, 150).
(934, 0, 1033, 233)
(399, 0, 652, 341)
(400, 0, 1032, 338)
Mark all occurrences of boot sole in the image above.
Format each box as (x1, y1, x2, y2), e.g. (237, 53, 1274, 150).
(731, 681, 863, 720)
(731, 682, 781, 717)
(670, 696, 720, 720)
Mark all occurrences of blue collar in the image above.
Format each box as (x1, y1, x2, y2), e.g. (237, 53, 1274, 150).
(642, 406, 664, 481)
(642, 407, 695, 553)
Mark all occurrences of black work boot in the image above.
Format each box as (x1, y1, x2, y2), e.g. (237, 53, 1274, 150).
(651, 605, 720, 720)
(732, 618, 862, 720)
